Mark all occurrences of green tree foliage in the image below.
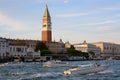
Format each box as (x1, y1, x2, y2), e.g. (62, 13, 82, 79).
(89, 51, 95, 56)
(66, 45, 89, 59)
(67, 45, 76, 54)
(35, 41, 52, 55)
(67, 48, 78, 54)
(41, 50, 52, 56)
(70, 45, 75, 49)
(35, 41, 48, 52)
(67, 45, 80, 56)
(81, 52, 89, 59)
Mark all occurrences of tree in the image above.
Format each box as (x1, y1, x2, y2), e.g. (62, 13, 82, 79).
(35, 41, 48, 52)
(35, 41, 52, 55)
(67, 45, 74, 53)
(81, 52, 89, 60)
(70, 45, 75, 49)
(41, 50, 52, 56)
(66, 45, 80, 56)
(66, 45, 89, 59)
(89, 51, 95, 56)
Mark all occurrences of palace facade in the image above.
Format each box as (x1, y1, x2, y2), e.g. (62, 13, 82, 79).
(93, 42, 120, 59)
(73, 41, 101, 59)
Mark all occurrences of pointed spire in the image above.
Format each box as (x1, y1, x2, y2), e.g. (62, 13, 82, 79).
(43, 4, 50, 17)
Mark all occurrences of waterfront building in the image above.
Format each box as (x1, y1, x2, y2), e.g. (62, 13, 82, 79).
(7, 39, 38, 50)
(44, 39, 66, 53)
(24, 40, 38, 50)
(0, 37, 9, 58)
(93, 42, 120, 59)
(7, 39, 37, 57)
(9, 45, 27, 57)
(25, 47, 41, 62)
(73, 41, 101, 59)
(65, 41, 71, 48)
(7, 38, 66, 54)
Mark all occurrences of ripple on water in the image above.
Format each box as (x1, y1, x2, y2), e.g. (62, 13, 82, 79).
(0, 60, 120, 80)
(19, 72, 63, 80)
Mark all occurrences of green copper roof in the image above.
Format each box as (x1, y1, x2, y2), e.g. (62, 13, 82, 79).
(43, 5, 50, 17)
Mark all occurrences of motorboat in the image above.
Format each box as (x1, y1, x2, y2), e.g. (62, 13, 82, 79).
(0, 64, 4, 67)
(24, 56, 33, 62)
(64, 64, 108, 75)
(14, 56, 20, 62)
(43, 60, 69, 67)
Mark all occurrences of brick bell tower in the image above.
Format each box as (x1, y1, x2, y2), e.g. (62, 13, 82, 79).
(42, 5, 52, 42)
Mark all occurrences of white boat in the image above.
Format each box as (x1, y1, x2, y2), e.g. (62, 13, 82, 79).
(14, 56, 20, 62)
(35, 58, 41, 62)
(43, 60, 69, 67)
(64, 64, 108, 75)
(0, 64, 4, 67)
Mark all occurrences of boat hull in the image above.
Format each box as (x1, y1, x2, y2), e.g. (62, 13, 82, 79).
(64, 65, 107, 75)
(77, 66, 107, 75)
(43, 61, 69, 67)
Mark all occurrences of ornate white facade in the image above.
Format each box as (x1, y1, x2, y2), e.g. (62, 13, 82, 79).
(9, 45, 27, 57)
(74, 41, 101, 58)
(93, 42, 120, 58)
(0, 37, 9, 58)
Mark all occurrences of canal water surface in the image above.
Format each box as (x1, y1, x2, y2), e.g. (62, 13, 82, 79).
(0, 60, 120, 80)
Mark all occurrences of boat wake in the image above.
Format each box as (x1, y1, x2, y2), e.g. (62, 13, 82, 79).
(32, 72, 62, 78)
(98, 69, 114, 74)
(20, 72, 62, 80)
(87, 69, 114, 76)
(1, 72, 27, 77)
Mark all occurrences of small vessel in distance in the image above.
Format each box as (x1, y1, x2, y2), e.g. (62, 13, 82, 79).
(43, 60, 69, 67)
(64, 63, 108, 75)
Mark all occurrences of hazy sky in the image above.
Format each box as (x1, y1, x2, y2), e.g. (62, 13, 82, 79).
(0, 0, 120, 44)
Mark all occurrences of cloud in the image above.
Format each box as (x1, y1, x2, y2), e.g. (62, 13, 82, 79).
(56, 6, 120, 18)
(100, 7, 120, 11)
(63, 0, 69, 3)
(0, 13, 24, 31)
(56, 13, 89, 18)
(80, 20, 116, 26)
(114, 14, 120, 17)
(97, 26, 115, 31)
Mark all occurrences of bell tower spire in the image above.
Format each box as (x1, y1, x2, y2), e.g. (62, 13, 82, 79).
(42, 4, 52, 42)
(43, 4, 50, 17)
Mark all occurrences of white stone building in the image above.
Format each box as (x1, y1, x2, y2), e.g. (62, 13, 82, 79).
(93, 42, 120, 58)
(65, 41, 71, 48)
(24, 47, 41, 62)
(0, 37, 9, 58)
(74, 41, 101, 59)
(9, 45, 27, 57)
